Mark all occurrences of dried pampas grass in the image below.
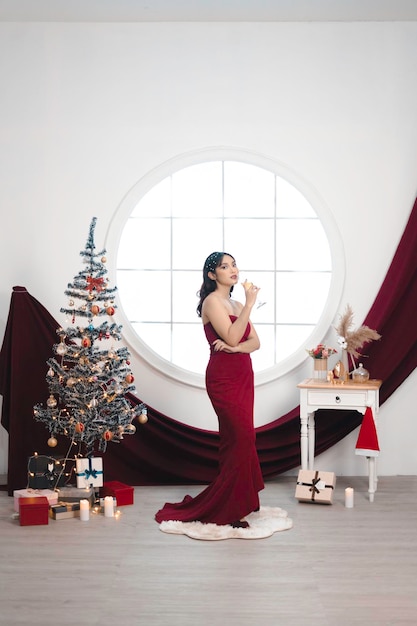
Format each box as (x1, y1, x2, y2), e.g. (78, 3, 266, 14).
(335, 304, 381, 359)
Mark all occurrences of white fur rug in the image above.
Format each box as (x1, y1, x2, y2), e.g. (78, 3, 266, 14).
(158, 506, 293, 541)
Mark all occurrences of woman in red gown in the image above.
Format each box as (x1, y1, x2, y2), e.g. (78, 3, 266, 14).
(155, 252, 264, 527)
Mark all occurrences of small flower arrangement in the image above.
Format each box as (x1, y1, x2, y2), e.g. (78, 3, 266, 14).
(306, 343, 337, 359)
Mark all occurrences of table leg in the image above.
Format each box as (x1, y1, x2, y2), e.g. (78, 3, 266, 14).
(368, 456, 376, 503)
(300, 410, 308, 470)
(308, 412, 315, 470)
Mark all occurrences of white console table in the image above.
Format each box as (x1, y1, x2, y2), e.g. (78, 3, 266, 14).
(297, 378, 382, 502)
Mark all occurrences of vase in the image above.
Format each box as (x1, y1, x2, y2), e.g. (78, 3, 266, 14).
(313, 358, 328, 381)
(341, 349, 350, 378)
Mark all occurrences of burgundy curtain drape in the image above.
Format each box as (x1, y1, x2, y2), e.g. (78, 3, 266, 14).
(1, 199, 417, 493)
(360, 198, 417, 403)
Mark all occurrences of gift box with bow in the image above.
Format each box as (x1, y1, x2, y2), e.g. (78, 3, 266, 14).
(75, 457, 103, 488)
(295, 469, 336, 504)
(14, 488, 58, 512)
(50, 501, 81, 520)
(27, 455, 67, 490)
(56, 485, 95, 506)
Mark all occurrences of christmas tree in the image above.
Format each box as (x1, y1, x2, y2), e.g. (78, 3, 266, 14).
(33, 217, 147, 456)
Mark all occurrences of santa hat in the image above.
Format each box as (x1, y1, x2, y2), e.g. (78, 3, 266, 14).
(355, 405, 380, 457)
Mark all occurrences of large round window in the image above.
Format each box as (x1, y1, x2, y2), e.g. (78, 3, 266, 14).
(108, 148, 344, 385)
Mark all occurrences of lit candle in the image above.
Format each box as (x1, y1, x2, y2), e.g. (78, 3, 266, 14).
(345, 487, 354, 508)
(104, 496, 114, 518)
(80, 499, 90, 521)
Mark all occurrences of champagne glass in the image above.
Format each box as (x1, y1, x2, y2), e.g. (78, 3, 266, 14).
(241, 279, 266, 309)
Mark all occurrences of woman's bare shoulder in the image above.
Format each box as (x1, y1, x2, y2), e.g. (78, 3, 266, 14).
(201, 292, 218, 322)
(230, 299, 243, 315)
(202, 293, 234, 324)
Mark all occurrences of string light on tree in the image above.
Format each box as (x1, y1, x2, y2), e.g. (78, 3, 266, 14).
(33, 217, 147, 454)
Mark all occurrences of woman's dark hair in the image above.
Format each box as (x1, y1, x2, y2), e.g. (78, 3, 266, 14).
(196, 251, 235, 317)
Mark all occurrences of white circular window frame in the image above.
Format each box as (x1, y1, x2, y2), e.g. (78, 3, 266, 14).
(105, 146, 345, 389)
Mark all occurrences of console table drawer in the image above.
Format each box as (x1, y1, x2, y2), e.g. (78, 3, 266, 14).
(307, 391, 368, 407)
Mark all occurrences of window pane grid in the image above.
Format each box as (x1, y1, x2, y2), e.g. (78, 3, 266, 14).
(116, 160, 333, 375)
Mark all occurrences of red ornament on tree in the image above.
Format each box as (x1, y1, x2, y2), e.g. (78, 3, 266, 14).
(106, 306, 115, 316)
(103, 430, 113, 441)
(86, 276, 105, 292)
(75, 422, 84, 433)
(81, 337, 91, 348)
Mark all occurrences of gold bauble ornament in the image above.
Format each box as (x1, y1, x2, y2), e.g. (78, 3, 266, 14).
(47, 395, 57, 408)
(47, 436, 58, 447)
(56, 342, 68, 356)
(138, 412, 148, 425)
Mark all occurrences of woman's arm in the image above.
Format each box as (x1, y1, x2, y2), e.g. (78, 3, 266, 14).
(212, 322, 260, 354)
(202, 288, 259, 347)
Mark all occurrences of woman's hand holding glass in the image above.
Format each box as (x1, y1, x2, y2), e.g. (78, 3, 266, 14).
(241, 279, 261, 308)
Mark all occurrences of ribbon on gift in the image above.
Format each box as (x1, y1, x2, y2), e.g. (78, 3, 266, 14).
(76, 458, 103, 484)
(42, 470, 56, 483)
(57, 501, 80, 512)
(42, 462, 57, 482)
(308, 471, 321, 501)
(297, 471, 334, 501)
(309, 472, 321, 500)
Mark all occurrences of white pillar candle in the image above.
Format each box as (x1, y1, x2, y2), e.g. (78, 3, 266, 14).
(345, 487, 354, 508)
(79, 499, 90, 521)
(104, 496, 114, 518)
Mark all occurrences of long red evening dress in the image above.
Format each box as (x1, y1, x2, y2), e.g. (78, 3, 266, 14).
(155, 316, 264, 525)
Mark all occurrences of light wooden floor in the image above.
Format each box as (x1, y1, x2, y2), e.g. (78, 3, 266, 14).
(0, 475, 416, 626)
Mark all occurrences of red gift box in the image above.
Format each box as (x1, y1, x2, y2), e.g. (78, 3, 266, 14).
(100, 481, 134, 506)
(19, 496, 49, 526)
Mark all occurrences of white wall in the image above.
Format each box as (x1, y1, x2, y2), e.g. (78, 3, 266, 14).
(0, 21, 416, 477)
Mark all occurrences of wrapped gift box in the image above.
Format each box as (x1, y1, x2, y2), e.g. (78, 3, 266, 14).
(27, 455, 67, 489)
(50, 502, 80, 520)
(14, 488, 58, 512)
(75, 457, 103, 488)
(56, 486, 95, 506)
(100, 481, 134, 506)
(19, 497, 49, 526)
(295, 470, 336, 504)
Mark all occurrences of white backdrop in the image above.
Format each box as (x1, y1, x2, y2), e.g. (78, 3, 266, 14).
(0, 21, 416, 477)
